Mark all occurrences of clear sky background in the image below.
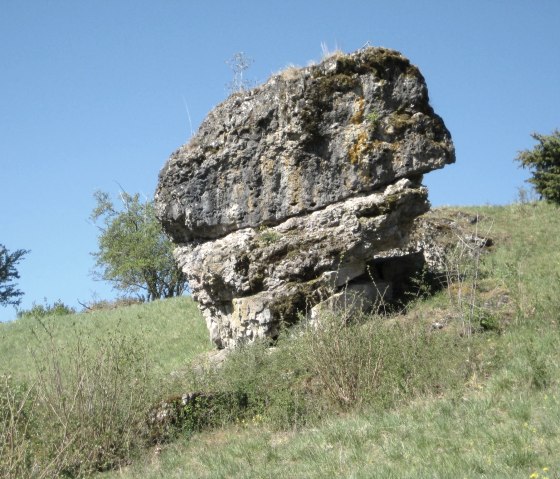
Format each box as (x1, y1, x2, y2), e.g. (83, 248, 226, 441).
(1, 1, 559, 321)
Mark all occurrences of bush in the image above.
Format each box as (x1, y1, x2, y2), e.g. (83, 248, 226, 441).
(29, 326, 155, 476)
(181, 336, 315, 431)
(180, 307, 472, 433)
(298, 311, 467, 410)
(146, 391, 249, 444)
(17, 299, 75, 319)
(0, 322, 157, 478)
(515, 129, 560, 205)
(0, 376, 36, 479)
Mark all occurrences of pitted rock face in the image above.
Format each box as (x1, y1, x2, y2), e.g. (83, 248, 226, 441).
(156, 47, 454, 243)
(155, 47, 455, 348)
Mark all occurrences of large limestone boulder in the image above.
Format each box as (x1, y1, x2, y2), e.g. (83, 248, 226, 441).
(155, 47, 455, 348)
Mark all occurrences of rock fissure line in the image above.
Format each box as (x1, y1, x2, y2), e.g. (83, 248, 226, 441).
(173, 175, 425, 245)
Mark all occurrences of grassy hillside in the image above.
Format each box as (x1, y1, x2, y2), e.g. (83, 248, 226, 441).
(0, 297, 212, 478)
(2, 202, 560, 478)
(96, 202, 560, 479)
(0, 296, 211, 380)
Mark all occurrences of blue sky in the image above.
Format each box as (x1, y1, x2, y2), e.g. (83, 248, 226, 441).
(1, 1, 559, 321)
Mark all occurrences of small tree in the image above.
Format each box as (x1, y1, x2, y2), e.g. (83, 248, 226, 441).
(0, 244, 28, 307)
(226, 52, 254, 93)
(91, 190, 187, 301)
(515, 129, 560, 205)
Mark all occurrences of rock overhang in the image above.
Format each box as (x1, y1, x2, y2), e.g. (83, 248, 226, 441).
(156, 47, 454, 243)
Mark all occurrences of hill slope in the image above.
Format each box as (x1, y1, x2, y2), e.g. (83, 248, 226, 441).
(2, 202, 559, 478)
(0, 296, 211, 380)
(103, 202, 560, 479)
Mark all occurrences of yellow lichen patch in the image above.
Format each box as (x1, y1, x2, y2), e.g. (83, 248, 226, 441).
(348, 130, 371, 165)
(388, 112, 413, 131)
(351, 97, 365, 125)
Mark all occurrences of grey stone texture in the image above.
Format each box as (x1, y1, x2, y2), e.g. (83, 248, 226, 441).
(155, 47, 455, 348)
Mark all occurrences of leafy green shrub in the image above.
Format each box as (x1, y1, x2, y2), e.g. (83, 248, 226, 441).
(476, 309, 501, 332)
(17, 299, 75, 319)
(515, 129, 560, 205)
(179, 392, 248, 433)
(185, 337, 315, 431)
(147, 391, 249, 445)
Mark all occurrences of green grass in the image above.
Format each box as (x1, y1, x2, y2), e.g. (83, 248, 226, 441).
(2, 202, 560, 478)
(1, 296, 212, 477)
(0, 296, 211, 380)
(100, 332, 560, 478)
(99, 202, 560, 479)
(104, 383, 559, 479)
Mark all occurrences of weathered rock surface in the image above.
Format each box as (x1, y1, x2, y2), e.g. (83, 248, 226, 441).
(155, 47, 455, 348)
(410, 210, 494, 278)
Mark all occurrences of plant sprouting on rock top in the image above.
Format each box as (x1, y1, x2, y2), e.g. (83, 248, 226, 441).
(515, 129, 560, 205)
(90, 190, 188, 301)
(226, 52, 254, 93)
(366, 111, 380, 127)
(257, 227, 281, 246)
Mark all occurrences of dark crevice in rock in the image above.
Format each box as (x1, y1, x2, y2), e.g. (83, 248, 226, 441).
(368, 252, 427, 301)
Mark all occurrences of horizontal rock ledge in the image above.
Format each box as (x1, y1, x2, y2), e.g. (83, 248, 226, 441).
(174, 179, 430, 348)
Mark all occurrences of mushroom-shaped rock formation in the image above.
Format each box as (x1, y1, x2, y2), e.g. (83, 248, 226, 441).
(155, 47, 455, 348)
